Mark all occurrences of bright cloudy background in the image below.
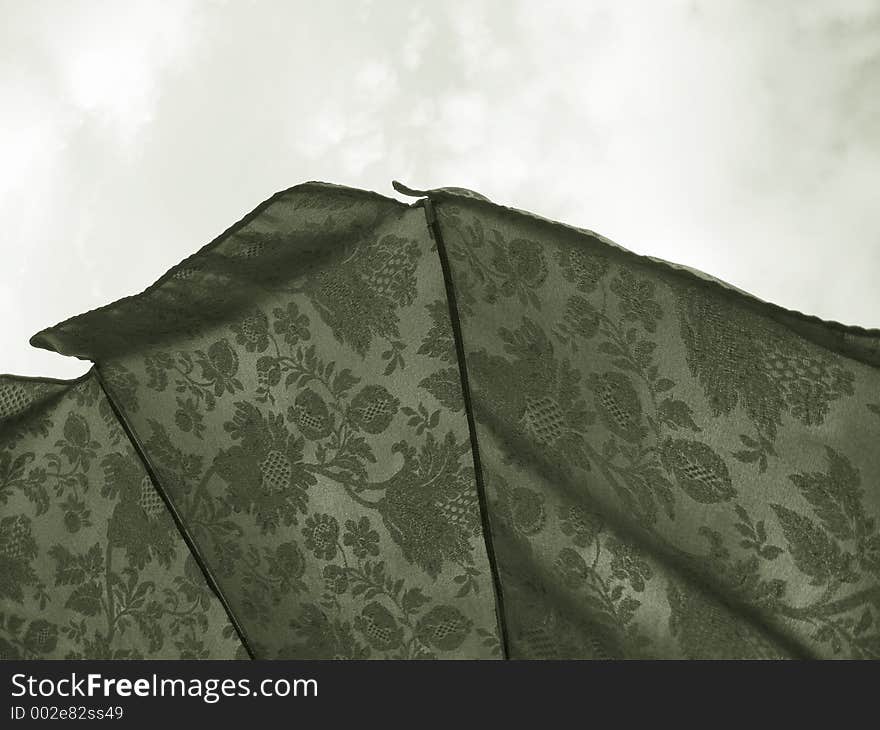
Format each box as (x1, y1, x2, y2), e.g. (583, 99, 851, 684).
(2, 0, 878, 379)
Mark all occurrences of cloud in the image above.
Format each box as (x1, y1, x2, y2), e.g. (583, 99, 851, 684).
(1, 0, 878, 378)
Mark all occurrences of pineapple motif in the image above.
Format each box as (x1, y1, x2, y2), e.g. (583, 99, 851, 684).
(316, 268, 357, 305)
(34, 625, 52, 650)
(289, 389, 331, 440)
(592, 371, 643, 443)
(0, 384, 30, 420)
(764, 343, 851, 426)
(522, 626, 563, 659)
(256, 356, 281, 396)
(677, 287, 854, 438)
(259, 449, 292, 493)
(239, 317, 261, 343)
(138, 475, 165, 519)
(415, 605, 472, 651)
(22, 620, 58, 656)
(438, 489, 480, 536)
(0, 516, 31, 560)
(350, 385, 399, 434)
(508, 487, 546, 535)
(361, 236, 419, 305)
(660, 438, 735, 504)
(356, 602, 402, 651)
(305, 236, 420, 355)
(521, 395, 566, 447)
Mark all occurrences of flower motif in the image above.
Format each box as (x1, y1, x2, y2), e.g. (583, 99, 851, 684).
(286, 604, 369, 659)
(610, 269, 662, 332)
(23, 619, 58, 656)
(57, 412, 99, 469)
(415, 605, 472, 651)
(230, 309, 270, 353)
(288, 389, 332, 440)
(213, 402, 315, 533)
(355, 602, 403, 651)
(561, 295, 601, 340)
(556, 247, 609, 293)
(349, 385, 399, 434)
(303, 514, 339, 560)
(589, 371, 645, 444)
(198, 339, 241, 396)
(273, 302, 311, 347)
(507, 486, 545, 535)
(554, 547, 589, 590)
(660, 438, 734, 504)
(496, 238, 548, 299)
(342, 517, 380, 559)
(267, 541, 306, 593)
(61, 494, 90, 534)
(607, 537, 653, 593)
(174, 397, 202, 434)
(256, 356, 282, 393)
(559, 504, 603, 547)
(323, 564, 349, 594)
(63, 511, 82, 533)
(107, 488, 176, 571)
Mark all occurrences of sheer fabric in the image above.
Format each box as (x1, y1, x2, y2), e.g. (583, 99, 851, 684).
(2, 181, 877, 659)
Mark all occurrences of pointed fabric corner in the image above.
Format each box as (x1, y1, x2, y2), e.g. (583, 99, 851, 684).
(28, 182, 505, 659)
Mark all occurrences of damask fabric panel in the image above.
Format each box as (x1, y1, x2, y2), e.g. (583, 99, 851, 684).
(30, 183, 504, 659)
(429, 190, 880, 659)
(0, 372, 244, 659)
(16, 180, 880, 660)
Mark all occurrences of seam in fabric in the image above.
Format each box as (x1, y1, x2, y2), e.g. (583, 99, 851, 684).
(92, 364, 256, 660)
(420, 196, 512, 660)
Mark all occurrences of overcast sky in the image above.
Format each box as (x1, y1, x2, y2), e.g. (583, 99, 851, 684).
(2, 0, 878, 379)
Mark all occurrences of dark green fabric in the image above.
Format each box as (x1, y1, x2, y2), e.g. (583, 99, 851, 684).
(3, 180, 878, 659)
(28, 184, 502, 659)
(430, 192, 880, 659)
(0, 373, 244, 659)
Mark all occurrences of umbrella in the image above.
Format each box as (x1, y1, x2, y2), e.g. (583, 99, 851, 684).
(3, 180, 878, 659)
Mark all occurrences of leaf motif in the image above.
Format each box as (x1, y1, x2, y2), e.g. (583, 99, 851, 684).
(733, 449, 760, 464)
(49, 545, 84, 586)
(418, 368, 464, 412)
(788, 448, 863, 541)
(771, 504, 845, 585)
(657, 398, 700, 431)
(65, 581, 103, 617)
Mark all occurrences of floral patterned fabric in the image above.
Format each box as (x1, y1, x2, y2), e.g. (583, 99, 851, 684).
(28, 183, 503, 659)
(0, 372, 243, 659)
(430, 189, 880, 659)
(6, 180, 879, 659)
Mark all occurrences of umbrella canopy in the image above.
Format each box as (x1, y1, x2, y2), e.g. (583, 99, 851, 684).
(3, 180, 878, 659)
